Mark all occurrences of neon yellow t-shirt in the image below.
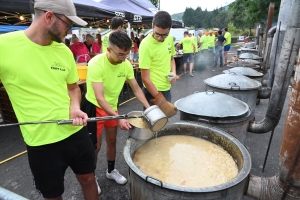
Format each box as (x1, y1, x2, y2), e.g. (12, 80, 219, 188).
(139, 34, 176, 91)
(200, 35, 208, 50)
(179, 37, 194, 53)
(86, 54, 134, 111)
(224, 32, 232, 46)
(0, 31, 81, 146)
(192, 36, 198, 52)
(102, 31, 111, 53)
(207, 35, 216, 47)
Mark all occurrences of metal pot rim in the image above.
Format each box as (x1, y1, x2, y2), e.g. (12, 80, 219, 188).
(123, 122, 252, 192)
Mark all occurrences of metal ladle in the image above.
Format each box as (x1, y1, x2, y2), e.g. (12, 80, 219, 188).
(0, 114, 144, 128)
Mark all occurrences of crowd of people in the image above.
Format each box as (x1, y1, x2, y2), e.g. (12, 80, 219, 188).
(0, 0, 178, 199)
(175, 27, 232, 76)
(0, 0, 233, 198)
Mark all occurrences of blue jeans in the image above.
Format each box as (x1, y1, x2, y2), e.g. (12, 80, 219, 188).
(142, 87, 171, 109)
(215, 46, 223, 66)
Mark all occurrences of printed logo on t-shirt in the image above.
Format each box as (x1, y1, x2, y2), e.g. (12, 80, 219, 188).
(50, 62, 66, 71)
(117, 72, 125, 78)
(168, 47, 171, 54)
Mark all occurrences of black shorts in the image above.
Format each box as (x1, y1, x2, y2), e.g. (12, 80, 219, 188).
(81, 95, 97, 149)
(26, 127, 96, 198)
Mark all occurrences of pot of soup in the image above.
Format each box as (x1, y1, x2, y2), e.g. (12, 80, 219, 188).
(123, 122, 251, 200)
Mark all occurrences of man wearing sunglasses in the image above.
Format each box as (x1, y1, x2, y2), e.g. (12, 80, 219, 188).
(139, 11, 178, 117)
(0, 0, 99, 199)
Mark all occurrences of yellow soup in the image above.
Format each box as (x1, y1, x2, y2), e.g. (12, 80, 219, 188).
(133, 135, 238, 188)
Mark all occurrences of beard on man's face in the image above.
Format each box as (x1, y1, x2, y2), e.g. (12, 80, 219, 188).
(48, 20, 64, 43)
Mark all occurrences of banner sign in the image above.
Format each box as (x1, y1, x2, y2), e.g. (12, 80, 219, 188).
(133, 15, 142, 22)
(115, 12, 125, 18)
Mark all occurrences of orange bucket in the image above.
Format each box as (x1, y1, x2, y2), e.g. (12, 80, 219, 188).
(77, 66, 88, 80)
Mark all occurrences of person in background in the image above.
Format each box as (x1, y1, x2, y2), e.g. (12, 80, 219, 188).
(139, 11, 178, 118)
(133, 33, 140, 62)
(71, 34, 77, 44)
(82, 30, 150, 188)
(198, 30, 209, 68)
(102, 17, 124, 53)
(0, 0, 99, 199)
(81, 34, 86, 42)
(84, 34, 93, 51)
(189, 32, 198, 72)
(139, 33, 145, 42)
(65, 38, 71, 48)
(207, 30, 216, 52)
(86, 35, 100, 58)
(207, 30, 216, 65)
(130, 32, 135, 62)
(177, 31, 196, 76)
(70, 37, 90, 64)
(96, 33, 102, 53)
(173, 36, 178, 51)
(214, 30, 226, 67)
(223, 27, 232, 65)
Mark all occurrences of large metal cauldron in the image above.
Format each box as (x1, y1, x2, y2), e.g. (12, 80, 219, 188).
(123, 122, 251, 200)
(204, 73, 262, 112)
(174, 91, 253, 143)
(223, 67, 264, 82)
(228, 62, 261, 72)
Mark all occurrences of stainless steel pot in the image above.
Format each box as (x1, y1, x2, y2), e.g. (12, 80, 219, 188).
(223, 67, 264, 82)
(127, 111, 154, 140)
(174, 91, 252, 143)
(123, 122, 251, 200)
(143, 105, 168, 132)
(204, 73, 262, 112)
(228, 62, 261, 71)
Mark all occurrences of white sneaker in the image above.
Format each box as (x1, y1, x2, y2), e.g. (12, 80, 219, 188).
(95, 176, 101, 195)
(189, 72, 194, 77)
(106, 169, 127, 184)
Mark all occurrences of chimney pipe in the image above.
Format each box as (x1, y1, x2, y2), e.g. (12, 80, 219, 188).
(248, 0, 299, 134)
(264, 2, 275, 49)
(268, 0, 293, 89)
(246, 2, 300, 198)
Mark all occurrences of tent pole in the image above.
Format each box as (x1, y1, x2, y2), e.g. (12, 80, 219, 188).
(127, 22, 131, 37)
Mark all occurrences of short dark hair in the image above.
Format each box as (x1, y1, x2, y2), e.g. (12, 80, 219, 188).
(111, 17, 124, 30)
(184, 31, 189, 35)
(152, 11, 172, 29)
(34, 9, 44, 18)
(109, 30, 132, 51)
(224, 28, 228, 31)
(218, 30, 222, 35)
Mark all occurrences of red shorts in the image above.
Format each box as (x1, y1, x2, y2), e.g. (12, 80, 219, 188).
(96, 107, 118, 137)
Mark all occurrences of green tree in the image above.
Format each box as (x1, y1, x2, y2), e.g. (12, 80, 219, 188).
(211, 10, 230, 29)
(150, 0, 158, 8)
(229, 0, 281, 30)
(182, 8, 195, 27)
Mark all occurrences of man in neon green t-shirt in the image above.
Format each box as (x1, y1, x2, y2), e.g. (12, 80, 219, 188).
(83, 30, 150, 185)
(207, 30, 216, 52)
(207, 30, 216, 66)
(223, 27, 232, 65)
(198, 30, 210, 67)
(0, 0, 99, 198)
(102, 17, 124, 53)
(139, 11, 178, 118)
(177, 31, 196, 76)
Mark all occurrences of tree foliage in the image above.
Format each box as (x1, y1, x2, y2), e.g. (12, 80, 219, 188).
(172, 13, 184, 21)
(178, 0, 281, 31)
(149, 0, 158, 8)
